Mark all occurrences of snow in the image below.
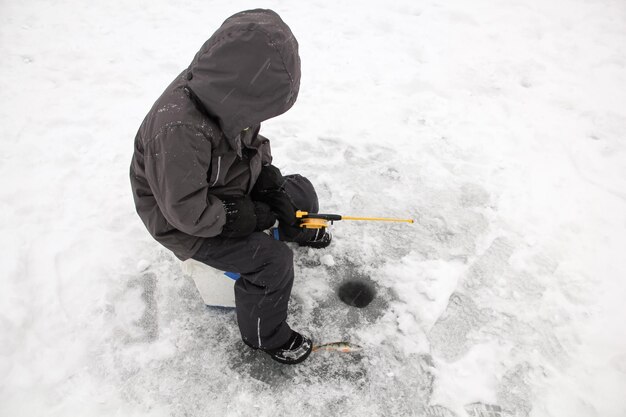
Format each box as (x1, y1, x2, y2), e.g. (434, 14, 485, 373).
(1, 0, 626, 416)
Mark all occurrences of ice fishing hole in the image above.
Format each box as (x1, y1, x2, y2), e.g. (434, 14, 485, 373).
(338, 280, 376, 308)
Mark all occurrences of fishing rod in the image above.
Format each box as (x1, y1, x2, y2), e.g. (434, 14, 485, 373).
(296, 210, 414, 229)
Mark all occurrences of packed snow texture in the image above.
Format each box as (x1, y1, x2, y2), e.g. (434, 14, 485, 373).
(1, 0, 625, 416)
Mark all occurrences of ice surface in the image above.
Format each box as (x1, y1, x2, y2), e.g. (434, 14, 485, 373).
(1, 0, 626, 416)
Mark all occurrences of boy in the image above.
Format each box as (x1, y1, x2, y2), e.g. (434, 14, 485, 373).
(130, 9, 330, 365)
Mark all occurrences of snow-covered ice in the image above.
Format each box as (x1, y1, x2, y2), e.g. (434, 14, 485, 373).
(1, 0, 625, 416)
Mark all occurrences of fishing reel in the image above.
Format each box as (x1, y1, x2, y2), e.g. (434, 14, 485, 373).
(296, 211, 340, 229)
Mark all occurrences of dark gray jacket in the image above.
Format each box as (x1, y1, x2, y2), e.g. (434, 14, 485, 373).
(130, 9, 300, 260)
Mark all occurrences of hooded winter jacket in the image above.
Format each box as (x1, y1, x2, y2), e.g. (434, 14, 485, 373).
(130, 9, 301, 260)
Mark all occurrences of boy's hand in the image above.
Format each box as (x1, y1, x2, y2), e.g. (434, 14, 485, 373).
(252, 201, 277, 231)
(220, 197, 279, 238)
(252, 165, 285, 194)
(220, 197, 257, 238)
(252, 165, 298, 227)
(263, 191, 297, 227)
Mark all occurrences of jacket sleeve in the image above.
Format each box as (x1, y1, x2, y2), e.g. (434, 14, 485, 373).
(143, 125, 226, 237)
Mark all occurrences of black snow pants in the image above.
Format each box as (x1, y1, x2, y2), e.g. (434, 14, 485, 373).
(191, 174, 320, 349)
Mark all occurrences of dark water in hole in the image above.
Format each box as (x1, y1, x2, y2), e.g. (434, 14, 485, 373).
(338, 280, 376, 308)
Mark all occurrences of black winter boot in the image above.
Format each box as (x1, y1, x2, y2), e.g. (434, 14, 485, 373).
(299, 228, 332, 249)
(244, 330, 313, 365)
(265, 331, 313, 364)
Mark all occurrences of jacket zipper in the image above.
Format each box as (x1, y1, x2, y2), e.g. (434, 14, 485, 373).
(211, 156, 222, 187)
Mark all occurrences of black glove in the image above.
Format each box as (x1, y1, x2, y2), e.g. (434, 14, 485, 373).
(220, 197, 278, 238)
(252, 164, 285, 194)
(253, 201, 277, 231)
(251, 165, 298, 227)
(220, 197, 256, 238)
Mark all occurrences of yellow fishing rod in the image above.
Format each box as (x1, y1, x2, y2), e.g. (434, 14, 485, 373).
(296, 210, 414, 229)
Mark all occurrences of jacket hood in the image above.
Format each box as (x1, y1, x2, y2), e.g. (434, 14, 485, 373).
(187, 9, 300, 151)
